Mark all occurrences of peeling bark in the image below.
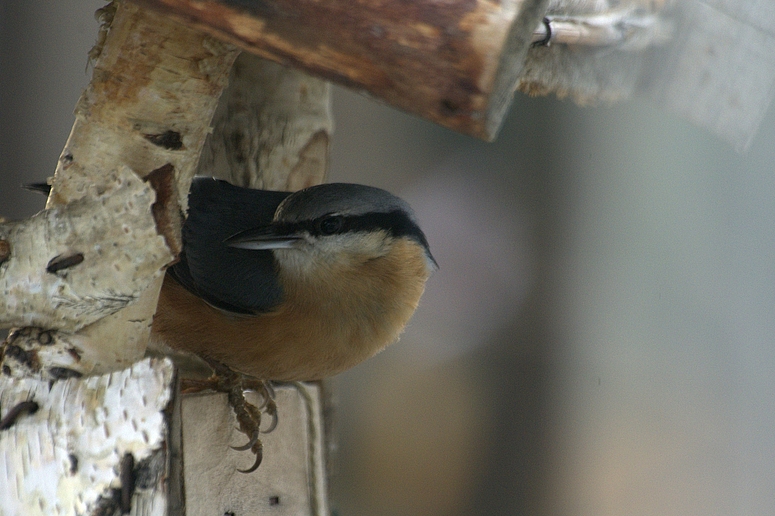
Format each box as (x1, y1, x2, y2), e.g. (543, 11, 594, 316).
(1, 1, 239, 376)
(0, 358, 178, 516)
(0, 167, 167, 333)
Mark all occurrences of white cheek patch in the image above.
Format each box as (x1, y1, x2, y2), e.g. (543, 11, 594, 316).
(273, 231, 393, 276)
(229, 239, 298, 250)
(308, 231, 391, 258)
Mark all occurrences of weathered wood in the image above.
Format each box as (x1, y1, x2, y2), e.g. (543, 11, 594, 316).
(182, 384, 328, 516)
(131, 0, 548, 140)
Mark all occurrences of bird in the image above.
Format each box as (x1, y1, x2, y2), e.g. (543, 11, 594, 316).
(24, 177, 436, 471)
(151, 177, 437, 382)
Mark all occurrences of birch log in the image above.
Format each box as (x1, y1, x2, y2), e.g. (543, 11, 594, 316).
(0, 358, 179, 516)
(2, 2, 236, 513)
(199, 53, 332, 190)
(0, 1, 239, 377)
(0, 167, 166, 333)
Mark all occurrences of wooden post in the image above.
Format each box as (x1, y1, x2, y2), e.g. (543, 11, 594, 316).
(177, 52, 334, 515)
(182, 384, 328, 515)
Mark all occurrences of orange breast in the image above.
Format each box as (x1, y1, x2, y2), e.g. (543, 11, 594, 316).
(151, 238, 431, 381)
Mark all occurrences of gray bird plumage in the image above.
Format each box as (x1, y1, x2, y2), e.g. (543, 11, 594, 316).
(275, 183, 417, 222)
(170, 178, 435, 316)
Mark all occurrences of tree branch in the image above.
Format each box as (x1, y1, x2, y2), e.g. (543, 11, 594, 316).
(1, 1, 240, 377)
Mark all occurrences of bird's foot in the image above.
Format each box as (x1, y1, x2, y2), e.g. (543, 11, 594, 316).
(180, 359, 277, 473)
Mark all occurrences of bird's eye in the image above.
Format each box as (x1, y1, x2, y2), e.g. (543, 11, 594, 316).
(317, 215, 344, 235)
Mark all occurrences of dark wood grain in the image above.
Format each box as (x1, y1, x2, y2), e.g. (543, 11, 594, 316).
(131, 0, 546, 140)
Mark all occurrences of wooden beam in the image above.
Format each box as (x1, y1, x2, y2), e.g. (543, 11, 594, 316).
(131, 0, 548, 140)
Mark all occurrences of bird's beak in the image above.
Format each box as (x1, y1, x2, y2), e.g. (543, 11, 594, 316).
(224, 226, 303, 250)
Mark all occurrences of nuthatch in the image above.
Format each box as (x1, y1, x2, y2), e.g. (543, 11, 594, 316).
(20, 177, 434, 471)
(151, 177, 437, 382)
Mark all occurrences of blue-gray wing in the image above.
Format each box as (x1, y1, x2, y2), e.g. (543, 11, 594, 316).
(168, 177, 291, 314)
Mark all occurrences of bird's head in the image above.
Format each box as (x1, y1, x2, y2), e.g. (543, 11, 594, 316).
(224, 183, 437, 277)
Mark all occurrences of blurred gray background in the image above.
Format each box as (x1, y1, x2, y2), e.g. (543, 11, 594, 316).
(2, 3, 775, 515)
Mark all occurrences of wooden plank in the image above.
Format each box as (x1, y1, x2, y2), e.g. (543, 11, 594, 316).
(181, 384, 328, 516)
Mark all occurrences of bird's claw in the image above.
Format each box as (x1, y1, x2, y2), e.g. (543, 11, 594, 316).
(227, 382, 267, 474)
(231, 426, 259, 451)
(186, 358, 278, 473)
(237, 441, 263, 474)
(240, 376, 279, 433)
(244, 378, 276, 411)
(231, 398, 277, 447)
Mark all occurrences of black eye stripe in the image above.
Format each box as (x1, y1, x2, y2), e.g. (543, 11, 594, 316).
(317, 215, 345, 235)
(279, 211, 429, 247)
